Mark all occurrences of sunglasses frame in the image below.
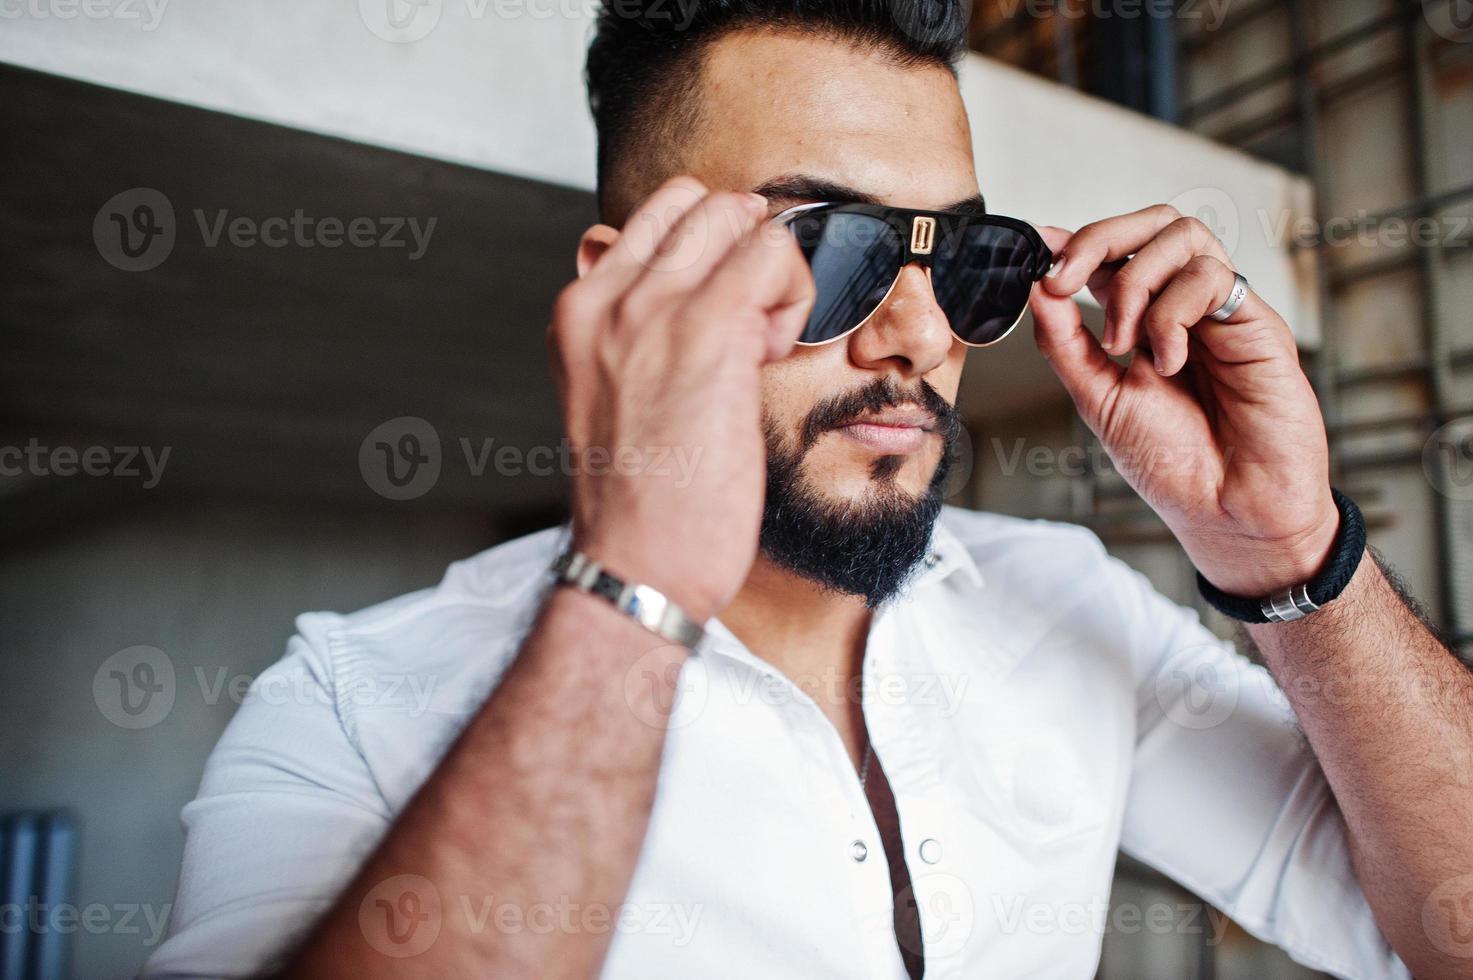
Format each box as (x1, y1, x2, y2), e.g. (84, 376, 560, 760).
(774, 201, 1055, 348)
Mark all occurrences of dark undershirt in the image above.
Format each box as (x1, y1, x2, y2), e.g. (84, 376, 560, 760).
(863, 753, 925, 980)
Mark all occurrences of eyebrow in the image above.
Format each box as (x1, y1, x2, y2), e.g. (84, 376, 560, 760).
(752, 173, 989, 217)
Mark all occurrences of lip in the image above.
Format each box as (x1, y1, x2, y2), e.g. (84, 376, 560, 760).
(833, 406, 937, 454)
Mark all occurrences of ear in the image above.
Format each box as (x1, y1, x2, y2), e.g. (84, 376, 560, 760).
(576, 224, 620, 278)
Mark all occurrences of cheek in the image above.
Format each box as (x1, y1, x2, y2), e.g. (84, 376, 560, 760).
(758, 345, 845, 430)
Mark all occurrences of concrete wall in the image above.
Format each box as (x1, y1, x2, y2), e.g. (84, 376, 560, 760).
(0, 499, 500, 978)
(0, 0, 1319, 343)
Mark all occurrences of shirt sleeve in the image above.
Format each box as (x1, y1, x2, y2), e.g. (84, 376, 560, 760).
(1108, 552, 1411, 980)
(141, 612, 392, 979)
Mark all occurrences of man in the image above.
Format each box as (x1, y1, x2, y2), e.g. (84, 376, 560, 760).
(143, 1, 1473, 978)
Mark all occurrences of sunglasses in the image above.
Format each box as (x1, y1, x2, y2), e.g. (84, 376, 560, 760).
(775, 202, 1054, 348)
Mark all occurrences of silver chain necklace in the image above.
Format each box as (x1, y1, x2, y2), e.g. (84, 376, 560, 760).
(859, 740, 873, 789)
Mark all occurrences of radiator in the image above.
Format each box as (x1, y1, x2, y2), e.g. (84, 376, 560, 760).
(0, 811, 76, 980)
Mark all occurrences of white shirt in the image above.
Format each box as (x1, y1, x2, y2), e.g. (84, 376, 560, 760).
(143, 507, 1408, 979)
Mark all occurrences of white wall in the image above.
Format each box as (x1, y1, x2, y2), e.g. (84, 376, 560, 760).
(0, 0, 1319, 342)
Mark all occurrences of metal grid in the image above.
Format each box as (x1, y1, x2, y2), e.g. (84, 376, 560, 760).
(971, 0, 1473, 650)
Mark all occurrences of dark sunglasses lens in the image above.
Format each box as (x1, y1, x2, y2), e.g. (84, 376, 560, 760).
(931, 224, 1043, 346)
(786, 212, 901, 344)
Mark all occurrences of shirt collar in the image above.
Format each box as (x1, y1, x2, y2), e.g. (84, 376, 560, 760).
(913, 516, 986, 592)
(699, 516, 985, 667)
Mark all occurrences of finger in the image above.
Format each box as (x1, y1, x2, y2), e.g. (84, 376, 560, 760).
(1100, 217, 1233, 356)
(622, 190, 769, 314)
(683, 218, 817, 364)
(586, 175, 712, 291)
(1029, 284, 1123, 426)
(1035, 224, 1072, 259)
(1042, 204, 1184, 298)
(1141, 254, 1237, 376)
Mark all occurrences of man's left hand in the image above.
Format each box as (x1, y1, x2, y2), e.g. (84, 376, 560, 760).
(1030, 204, 1340, 597)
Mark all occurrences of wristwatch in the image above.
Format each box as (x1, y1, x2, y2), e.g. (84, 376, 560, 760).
(551, 550, 707, 648)
(1196, 488, 1368, 624)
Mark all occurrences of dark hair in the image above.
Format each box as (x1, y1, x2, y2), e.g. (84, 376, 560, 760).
(584, 0, 971, 220)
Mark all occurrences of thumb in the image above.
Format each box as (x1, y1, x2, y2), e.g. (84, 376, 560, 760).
(1030, 286, 1121, 426)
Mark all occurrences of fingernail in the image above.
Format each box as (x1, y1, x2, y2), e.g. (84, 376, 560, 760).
(1102, 319, 1116, 352)
(1046, 256, 1065, 279)
(744, 192, 768, 213)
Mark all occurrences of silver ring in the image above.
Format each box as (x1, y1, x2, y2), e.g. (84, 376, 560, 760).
(1209, 273, 1250, 322)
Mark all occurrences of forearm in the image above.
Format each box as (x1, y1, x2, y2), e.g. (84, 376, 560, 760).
(281, 586, 688, 980)
(1247, 552, 1473, 978)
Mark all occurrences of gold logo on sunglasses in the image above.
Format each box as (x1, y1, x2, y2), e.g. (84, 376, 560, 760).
(910, 216, 936, 255)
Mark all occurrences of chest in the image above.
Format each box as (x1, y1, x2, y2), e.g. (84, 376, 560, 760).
(593, 609, 1139, 980)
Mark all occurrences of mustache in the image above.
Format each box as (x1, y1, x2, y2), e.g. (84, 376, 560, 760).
(799, 377, 962, 453)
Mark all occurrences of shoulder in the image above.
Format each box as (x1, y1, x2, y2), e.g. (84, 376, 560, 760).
(303, 523, 566, 643)
(283, 525, 567, 749)
(933, 505, 1191, 644)
(933, 506, 1223, 682)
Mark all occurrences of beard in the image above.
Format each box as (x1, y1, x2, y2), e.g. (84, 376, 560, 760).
(759, 377, 962, 608)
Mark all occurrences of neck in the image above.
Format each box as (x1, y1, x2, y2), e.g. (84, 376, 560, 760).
(719, 553, 873, 689)
(720, 553, 875, 767)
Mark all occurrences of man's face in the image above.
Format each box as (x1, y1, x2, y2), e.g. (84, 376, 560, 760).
(684, 28, 979, 513)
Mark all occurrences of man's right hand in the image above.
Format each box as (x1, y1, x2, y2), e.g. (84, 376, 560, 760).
(548, 176, 815, 621)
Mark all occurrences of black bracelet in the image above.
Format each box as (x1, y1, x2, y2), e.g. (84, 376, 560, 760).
(1196, 488, 1367, 624)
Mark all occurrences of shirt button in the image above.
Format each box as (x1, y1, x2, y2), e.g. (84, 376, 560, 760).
(850, 840, 869, 863)
(918, 838, 942, 864)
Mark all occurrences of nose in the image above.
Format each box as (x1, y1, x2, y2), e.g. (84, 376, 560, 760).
(846, 263, 954, 376)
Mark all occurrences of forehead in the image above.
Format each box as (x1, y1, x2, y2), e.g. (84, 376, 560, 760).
(682, 28, 979, 211)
